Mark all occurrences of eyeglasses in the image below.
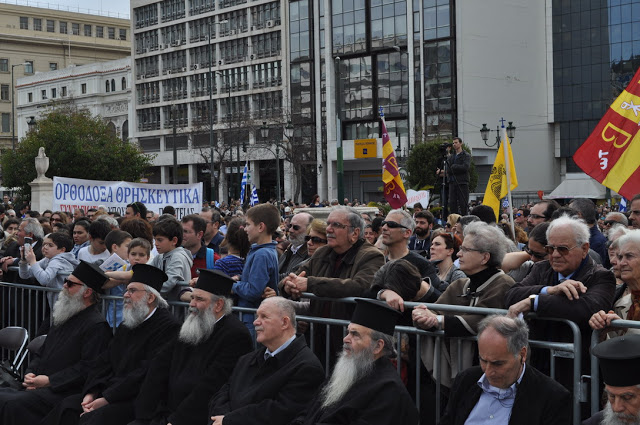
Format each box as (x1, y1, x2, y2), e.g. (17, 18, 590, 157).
(515, 213, 522, 217)
(381, 220, 409, 230)
(544, 244, 577, 256)
(288, 224, 303, 231)
(63, 279, 83, 288)
(125, 287, 146, 295)
(305, 235, 328, 244)
(529, 214, 546, 220)
(525, 245, 546, 259)
(603, 220, 619, 226)
(459, 245, 484, 254)
(326, 221, 352, 230)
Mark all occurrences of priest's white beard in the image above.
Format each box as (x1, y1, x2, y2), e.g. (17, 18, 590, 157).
(122, 293, 151, 329)
(178, 306, 217, 345)
(603, 401, 640, 425)
(320, 343, 375, 409)
(52, 286, 87, 326)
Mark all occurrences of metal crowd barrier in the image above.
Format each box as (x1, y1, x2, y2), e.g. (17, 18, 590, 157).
(1, 283, 585, 425)
(590, 319, 640, 415)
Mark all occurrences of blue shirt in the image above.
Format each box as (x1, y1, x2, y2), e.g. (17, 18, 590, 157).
(265, 334, 296, 359)
(465, 365, 526, 424)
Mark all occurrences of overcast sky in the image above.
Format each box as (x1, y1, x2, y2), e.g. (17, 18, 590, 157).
(16, 0, 131, 19)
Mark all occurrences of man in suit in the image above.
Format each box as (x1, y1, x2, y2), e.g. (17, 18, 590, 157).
(439, 314, 571, 425)
(436, 137, 471, 215)
(583, 335, 640, 425)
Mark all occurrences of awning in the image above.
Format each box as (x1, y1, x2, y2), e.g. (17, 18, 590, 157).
(545, 173, 619, 200)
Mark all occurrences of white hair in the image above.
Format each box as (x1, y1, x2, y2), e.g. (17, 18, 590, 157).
(547, 215, 590, 246)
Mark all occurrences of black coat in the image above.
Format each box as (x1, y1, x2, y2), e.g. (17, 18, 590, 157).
(438, 365, 572, 425)
(134, 313, 253, 425)
(446, 150, 471, 184)
(209, 334, 325, 425)
(299, 357, 419, 425)
(582, 410, 603, 425)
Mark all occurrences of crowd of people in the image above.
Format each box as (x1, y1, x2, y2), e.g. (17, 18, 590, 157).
(0, 192, 639, 425)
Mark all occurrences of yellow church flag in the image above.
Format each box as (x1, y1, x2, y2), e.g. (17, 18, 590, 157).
(483, 130, 518, 220)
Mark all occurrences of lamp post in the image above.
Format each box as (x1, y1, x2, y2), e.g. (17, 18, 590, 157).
(260, 121, 281, 207)
(216, 69, 235, 199)
(27, 116, 37, 133)
(208, 19, 228, 203)
(171, 105, 178, 184)
(480, 120, 516, 148)
(283, 120, 294, 203)
(11, 63, 28, 151)
(334, 56, 344, 204)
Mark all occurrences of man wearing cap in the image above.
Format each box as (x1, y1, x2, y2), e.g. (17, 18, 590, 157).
(132, 269, 253, 425)
(0, 260, 112, 425)
(296, 298, 419, 425)
(584, 335, 640, 425)
(439, 315, 571, 425)
(209, 297, 324, 425)
(43, 264, 181, 425)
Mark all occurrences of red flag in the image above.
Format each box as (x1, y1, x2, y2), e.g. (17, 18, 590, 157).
(380, 108, 407, 208)
(573, 66, 640, 199)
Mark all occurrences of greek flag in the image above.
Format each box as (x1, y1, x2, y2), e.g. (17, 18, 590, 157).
(620, 197, 627, 212)
(239, 162, 248, 202)
(250, 185, 259, 206)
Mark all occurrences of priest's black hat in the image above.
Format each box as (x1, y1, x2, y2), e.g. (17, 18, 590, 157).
(71, 260, 108, 292)
(591, 334, 640, 387)
(351, 298, 401, 336)
(195, 269, 234, 296)
(130, 264, 167, 293)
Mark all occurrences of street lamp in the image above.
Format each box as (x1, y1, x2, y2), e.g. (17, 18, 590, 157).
(27, 116, 37, 133)
(260, 121, 281, 206)
(208, 19, 228, 202)
(480, 120, 516, 148)
(11, 63, 29, 151)
(171, 105, 178, 184)
(334, 56, 345, 204)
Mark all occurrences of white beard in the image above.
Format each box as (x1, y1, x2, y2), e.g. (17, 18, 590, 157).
(178, 306, 217, 345)
(52, 286, 87, 326)
(122, 293, 151, 329)
(320, 344, 375, 409)
(602, 401, 640, 425)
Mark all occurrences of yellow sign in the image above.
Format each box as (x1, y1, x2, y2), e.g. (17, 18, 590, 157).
(354, 138, 377, 158)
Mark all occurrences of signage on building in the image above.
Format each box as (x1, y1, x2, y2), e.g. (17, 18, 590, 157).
(354, 138, 378, 158)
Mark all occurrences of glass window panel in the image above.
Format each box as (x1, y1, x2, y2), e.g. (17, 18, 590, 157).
(371, 6, 383, 20)
(424, 9, 437, 29)
(395, 15, 407, 35)
(332, 0, 342, 14)
(436, 5, 449, 27)
(372, 19, 383, 40)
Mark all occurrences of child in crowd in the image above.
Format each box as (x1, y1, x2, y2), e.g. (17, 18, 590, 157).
(149, 219, 192, 300)
(19, 232, 79, 310)
(77, 220, 111, 263)
(232, 203, 280, 337)
(214, 217, 250, 277)
(100, 230, 133, 328)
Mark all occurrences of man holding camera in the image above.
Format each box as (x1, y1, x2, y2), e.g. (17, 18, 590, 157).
(436, 137, 471, 216)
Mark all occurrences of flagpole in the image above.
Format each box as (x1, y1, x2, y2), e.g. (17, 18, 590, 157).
(501, 125, 516, 239)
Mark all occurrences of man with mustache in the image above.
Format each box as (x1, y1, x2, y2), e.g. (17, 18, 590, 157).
(0, 260, 112, 425)
(584, 335, 640, 425)
(297, 298, 418, 425)
(44, 264, 180, 425)
(208, 297, 324, 425)
(132, 269, 253, 425)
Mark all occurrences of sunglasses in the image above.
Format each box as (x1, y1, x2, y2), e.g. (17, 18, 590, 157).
(515, 213, 522, 217)
(529, 214, 546, 220)
(525, 245, 546, 259)
(544, 244, 577, 256)
(288, 224, 303, 231)
(381, 220, 409, 230)
(305, 235, 327, 244)
(63, 278, 83, 288)
(603, 220, 618, 226)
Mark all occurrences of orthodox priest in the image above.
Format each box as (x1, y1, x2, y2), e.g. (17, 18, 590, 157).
(296, 298, 419, 425)
(43, 264, 180, 425)
(0, 260, 112, 425)
(131, 269, 253, 425)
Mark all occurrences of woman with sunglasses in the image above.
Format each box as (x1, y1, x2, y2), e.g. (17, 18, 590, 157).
(429, 231, 466, 292)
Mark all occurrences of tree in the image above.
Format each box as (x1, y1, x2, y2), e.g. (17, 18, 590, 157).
(1, 106, 154, 197)
(405, 139, 478, 194)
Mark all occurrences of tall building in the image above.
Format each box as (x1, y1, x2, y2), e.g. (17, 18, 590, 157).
(0, 3, 131, 152)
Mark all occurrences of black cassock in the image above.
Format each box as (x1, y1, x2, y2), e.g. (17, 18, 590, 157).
(0, 304, 112, 425)
(208, 334, 325, 425)
(134, 313, 253, 425)
(43, 307, 181, 425)
(298, 357, 419, 425)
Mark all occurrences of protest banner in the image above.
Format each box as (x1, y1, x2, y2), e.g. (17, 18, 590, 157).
(53, 177, 203, 219)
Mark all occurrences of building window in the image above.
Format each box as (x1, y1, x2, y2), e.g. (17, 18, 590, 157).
(19, 17, 28, 30)
(96, 26, 103, 37)
(111, 79, 116, 91)
(49, 62, 57, 71)
(119, 28, 127, 40)
(47, 19, 55, 32)
(0, 84, 8, 101)
(1, 113, 10, 133)
(60, 21, 67, 34)
(81, 83, 87, 94)
(61, 86, 67, 97)
(121, 77, 126, 90)
(0, 59, 7, 72)
(84, 24, 92, 37)
(28, 92, 33, 102)
(41, 89, 47, 100)
(51, 88, 57, 98)
(25, 61, 34, 74)
(72, 23, 79, 35)
(108, 27, 115, 39)
(106, 81, 110, 92)
(33, 18, 42, 31)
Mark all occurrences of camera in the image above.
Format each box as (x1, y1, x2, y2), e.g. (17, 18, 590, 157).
(440, 142, 452, 152)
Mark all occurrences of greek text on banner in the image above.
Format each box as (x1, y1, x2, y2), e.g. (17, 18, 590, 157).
(53, 177, 203, 219)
